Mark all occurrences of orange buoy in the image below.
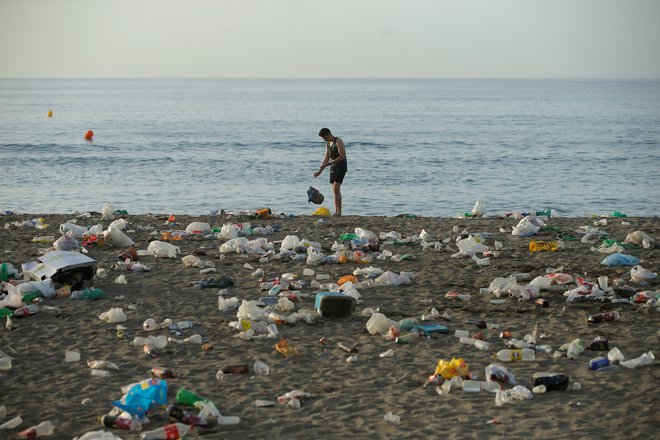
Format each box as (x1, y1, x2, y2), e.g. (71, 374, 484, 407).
(84, 130, 94, 140)
(47, 110, 53, 117)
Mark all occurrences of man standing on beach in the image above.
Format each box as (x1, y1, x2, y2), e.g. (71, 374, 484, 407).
(314, 128, 348, 216)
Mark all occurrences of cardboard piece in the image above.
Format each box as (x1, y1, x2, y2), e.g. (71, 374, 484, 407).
(24, 250, 97, 290)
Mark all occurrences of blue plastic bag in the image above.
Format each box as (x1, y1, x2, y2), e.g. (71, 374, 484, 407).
(112, 378, 168, 417)
(601, 253, 640, 267)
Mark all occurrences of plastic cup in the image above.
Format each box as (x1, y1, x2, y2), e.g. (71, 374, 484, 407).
(598, 276, 608, 290)
(64, 351, 81, 362)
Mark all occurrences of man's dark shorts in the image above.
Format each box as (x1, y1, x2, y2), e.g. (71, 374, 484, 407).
(330, 169, 346, 184)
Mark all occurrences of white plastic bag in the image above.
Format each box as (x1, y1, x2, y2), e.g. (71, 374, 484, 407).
(218, 296, 240, 311)
(220, 224, 239, 240)
(53, 234, 79, 251)
(625, 231, 654, 245)
(355, 228, 378, 245)
(101, 203, 115, 221)
(219, 237, 249, 254)
(186, 222, 211, 234)
(630, 265, 657, 282)
(487, 276, 518, 296)
(59, 222, 87, 239)
(375, 271, 410, 286)
(471, 199, 486, 217)
(236, 300, 266, 321)
(512, 216, 544, 236)
(455, 235, 489, 256)
(147, 240, 180, 258)
(366, 312, 399, 335)
(280, 235, 300, 252)
(98, 307, 127, 323)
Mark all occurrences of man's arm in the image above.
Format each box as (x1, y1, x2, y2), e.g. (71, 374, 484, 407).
(314, 150, 330, 177)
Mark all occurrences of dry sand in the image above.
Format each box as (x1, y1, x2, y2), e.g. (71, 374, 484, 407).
(0, 212, 658, 440)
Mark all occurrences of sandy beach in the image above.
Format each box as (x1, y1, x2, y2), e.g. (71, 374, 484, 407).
(0, 211, 658, 440)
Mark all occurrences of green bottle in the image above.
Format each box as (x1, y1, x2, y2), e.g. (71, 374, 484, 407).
(70, 288, 105, 300)
(0, 308, 13, 318)
(22, 291, 42, 303)
(0, 263, 8, 282)
(176, 389, 205, 406)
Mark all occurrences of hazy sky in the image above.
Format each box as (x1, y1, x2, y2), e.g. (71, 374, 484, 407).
(1, 0, 659, 78)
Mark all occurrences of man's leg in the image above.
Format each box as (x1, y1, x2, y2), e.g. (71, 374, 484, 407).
(333, 181, 342, 216)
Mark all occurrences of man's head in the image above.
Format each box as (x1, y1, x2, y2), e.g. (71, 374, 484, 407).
(318, 127, 332, 141)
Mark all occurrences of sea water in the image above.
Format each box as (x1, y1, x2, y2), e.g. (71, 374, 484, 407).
(1, 78, 658, 216)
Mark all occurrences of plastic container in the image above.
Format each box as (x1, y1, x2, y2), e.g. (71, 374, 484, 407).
(315, 292, 356, 318)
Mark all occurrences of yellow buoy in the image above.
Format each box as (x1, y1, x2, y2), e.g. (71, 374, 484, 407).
(47, 110, 53, 117)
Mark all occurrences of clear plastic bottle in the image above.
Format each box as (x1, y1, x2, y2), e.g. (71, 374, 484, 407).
(587, 311, 620, 324)
(140, 423, 190, 439)
(18, 420, 54, 438)
(496, 348, 535, 362)
(12, 304, 38, 318)
(101, 414, 142, 431)
(0, 415, 22, 429)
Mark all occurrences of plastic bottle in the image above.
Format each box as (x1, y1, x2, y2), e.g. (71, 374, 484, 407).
(167, 405, 207, 426)
(495, 348, 535, 362)
(12, 304, 38, 318)
(140, 423, 190, 440)
(588, 357, 610, 371)
(587, 311, 620, 324)
(176, 389, 204, 406)
(474, 340, 490, 351)
(101, 414, 142, 431)
(0, 263, 8, 281)
(151, 367, 176, 379)
(529, 241, 559, 252)
(17, 420, 54, 438)
(221, 364, 249, 374)
(183, 334, 202, 344)
(70, 288, 105, 300)
(0, 415, 22, 429)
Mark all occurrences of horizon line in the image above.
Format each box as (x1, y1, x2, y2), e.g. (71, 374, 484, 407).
(1, 76, 660, 81)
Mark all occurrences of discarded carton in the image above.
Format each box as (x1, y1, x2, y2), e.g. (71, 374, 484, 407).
(23, 250, 97, 290)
